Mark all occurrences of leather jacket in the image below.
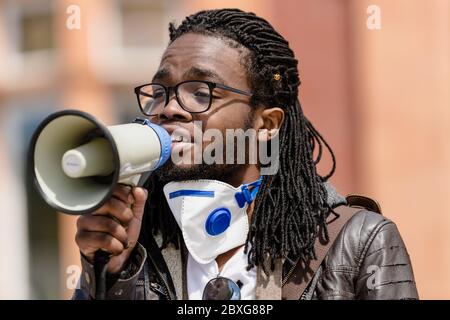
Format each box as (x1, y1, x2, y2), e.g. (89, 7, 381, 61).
(73, 185, 419, 300)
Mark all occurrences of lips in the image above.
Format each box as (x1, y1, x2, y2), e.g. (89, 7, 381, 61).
(162, 124, 194, 143)
(171, 135, 184, 142)
(171, 135, 192, 143)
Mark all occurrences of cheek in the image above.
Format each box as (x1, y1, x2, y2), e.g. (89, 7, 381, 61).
(199, 106, 253, 156)
(202, 104, 253, 132)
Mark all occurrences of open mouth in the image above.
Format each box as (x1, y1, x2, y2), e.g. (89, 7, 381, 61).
(171, 135, 190, 143)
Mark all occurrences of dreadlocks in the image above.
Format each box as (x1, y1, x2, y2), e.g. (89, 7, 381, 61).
(142, 8, 336, 273)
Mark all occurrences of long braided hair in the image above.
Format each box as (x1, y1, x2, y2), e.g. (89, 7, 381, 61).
(142, 8, 336, 273)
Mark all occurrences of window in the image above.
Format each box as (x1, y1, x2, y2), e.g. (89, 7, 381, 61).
(120, 0, 166, 48)
(0, 0, 56, 90)
(20, 11, 53, 52)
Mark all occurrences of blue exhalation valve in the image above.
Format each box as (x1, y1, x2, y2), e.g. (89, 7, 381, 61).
(205, 207, 232, 236)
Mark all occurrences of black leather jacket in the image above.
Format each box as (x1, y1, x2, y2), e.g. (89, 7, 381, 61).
(73, 183, 418, 300)
(73, 208, 418, 300)
(309, 209, 418, 299)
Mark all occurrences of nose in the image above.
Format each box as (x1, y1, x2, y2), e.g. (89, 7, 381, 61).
(157, 94, 192, 123)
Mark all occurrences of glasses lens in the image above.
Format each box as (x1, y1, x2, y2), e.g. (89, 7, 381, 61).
(138, 84, 166, 115)
(202, 277, 241, 300)
(178, 81, 211, 113)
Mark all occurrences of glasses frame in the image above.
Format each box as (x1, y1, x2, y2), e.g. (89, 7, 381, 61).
(134, 80, 253, 116)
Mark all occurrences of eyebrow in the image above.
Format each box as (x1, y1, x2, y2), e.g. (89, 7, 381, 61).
(152, 67, 170, 82)
(151, 66, 227, 86)
(183, 67, 227, 86)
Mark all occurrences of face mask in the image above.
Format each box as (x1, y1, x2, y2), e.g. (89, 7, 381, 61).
(163, 177, 262, 264)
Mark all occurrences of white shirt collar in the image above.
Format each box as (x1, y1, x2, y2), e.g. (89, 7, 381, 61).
(187, 245, 257, 300)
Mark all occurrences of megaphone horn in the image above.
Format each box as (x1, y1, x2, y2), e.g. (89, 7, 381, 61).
(29, 109, 171, 215)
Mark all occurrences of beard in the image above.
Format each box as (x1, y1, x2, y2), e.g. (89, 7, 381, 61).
(155, 161, 246, 184)
(155, 112, 255, 184)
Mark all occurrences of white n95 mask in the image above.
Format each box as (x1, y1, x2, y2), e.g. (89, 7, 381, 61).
(163, 177, 262, 264)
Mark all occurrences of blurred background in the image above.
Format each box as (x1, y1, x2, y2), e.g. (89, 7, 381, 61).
(0, 0, 448, 299)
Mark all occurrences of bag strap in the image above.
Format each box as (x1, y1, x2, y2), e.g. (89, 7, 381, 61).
(282, 194, 381, 300)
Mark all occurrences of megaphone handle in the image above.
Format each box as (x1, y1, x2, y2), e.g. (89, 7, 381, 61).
(93, 249, 111, 300)
(137, 171, 153, 187)
(93, 172, 150, 300)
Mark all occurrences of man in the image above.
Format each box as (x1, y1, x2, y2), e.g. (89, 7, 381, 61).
(73, 8, 418, 300)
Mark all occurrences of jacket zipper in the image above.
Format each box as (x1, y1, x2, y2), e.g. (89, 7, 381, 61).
(282, 259, 299, 287)
(149, 282, 169, 297)
(147, 254, 174, 300)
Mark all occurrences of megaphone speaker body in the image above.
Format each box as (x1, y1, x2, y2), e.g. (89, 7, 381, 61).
(29, 110, 171, 215)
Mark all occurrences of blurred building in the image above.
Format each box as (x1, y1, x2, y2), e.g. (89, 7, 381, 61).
(0, 0, 448, 299)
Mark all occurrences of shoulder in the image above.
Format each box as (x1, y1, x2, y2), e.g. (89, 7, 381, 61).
(317, 207, 418, 299)
(325, 209, 401, 269)
(344, 209, 394, 248)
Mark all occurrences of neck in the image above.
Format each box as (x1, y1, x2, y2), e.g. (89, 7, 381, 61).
(223, 164, 261, 187)
(216, 245, 244, 273)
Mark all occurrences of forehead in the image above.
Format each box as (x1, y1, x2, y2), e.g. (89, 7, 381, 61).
(155, 33, 249, 87)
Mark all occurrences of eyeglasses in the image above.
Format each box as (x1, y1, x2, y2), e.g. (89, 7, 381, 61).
(134, 80, 252, 117)
(202, 276, 242, 300)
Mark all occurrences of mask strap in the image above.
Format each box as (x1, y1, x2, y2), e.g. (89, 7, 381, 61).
(235, 176, 263, 208)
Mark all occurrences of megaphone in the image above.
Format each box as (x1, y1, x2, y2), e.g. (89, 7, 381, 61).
(29, 109, 172, 215)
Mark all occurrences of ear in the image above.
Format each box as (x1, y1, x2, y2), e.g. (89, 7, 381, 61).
(253, 107, 285, 142)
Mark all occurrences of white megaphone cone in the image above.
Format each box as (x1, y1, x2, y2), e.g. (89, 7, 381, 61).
(29, 109, 171, 215)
